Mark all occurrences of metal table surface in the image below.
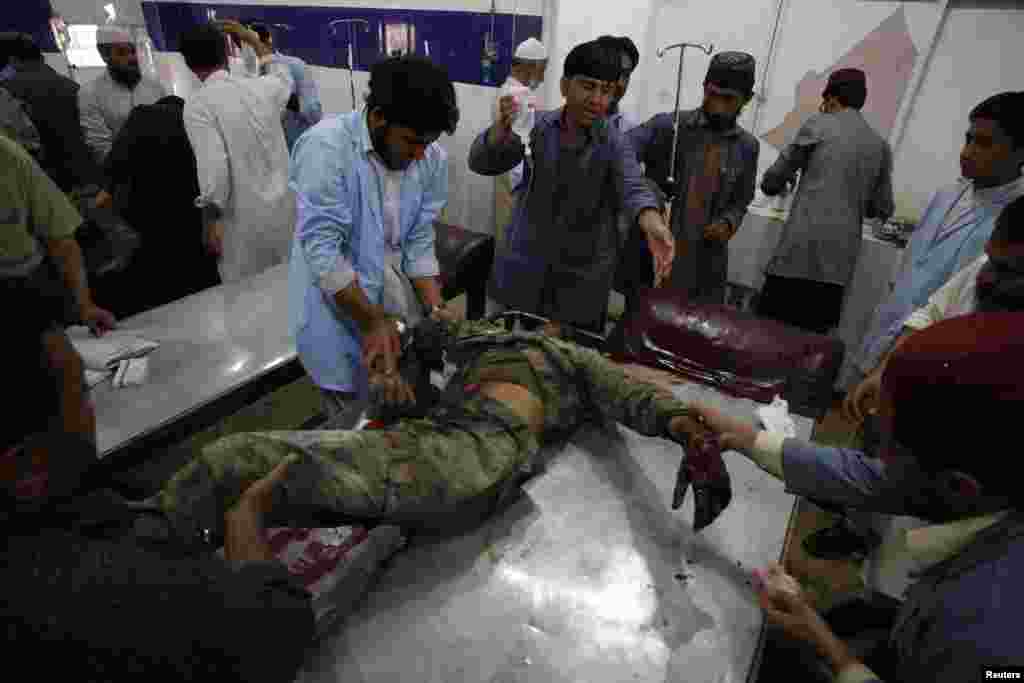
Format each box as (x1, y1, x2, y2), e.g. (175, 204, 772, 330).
(300, 383, 811, 683)
(86, 264, 296, 459)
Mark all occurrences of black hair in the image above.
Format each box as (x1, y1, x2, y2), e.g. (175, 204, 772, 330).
(618, 37, 639, 70)
(563, 39, 622, 84)
(3, 33, 42, 63)
(829, 86, 866, 110)
(365, 56, 458, 136)
(970, 92, 1024, 149)
(155, 95, 186, 109)
(178, 23, 228, 73)
(595, 35, 639, 72)
(993, 196, 1024, 244)
(0, 32, 20, 69)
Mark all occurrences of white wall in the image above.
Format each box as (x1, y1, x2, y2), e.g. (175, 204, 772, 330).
(50, 0, 1024, 232)
(51, 0, 148, 26)
(558, 0, 1023, 221)
(894, 5, 1024, 217)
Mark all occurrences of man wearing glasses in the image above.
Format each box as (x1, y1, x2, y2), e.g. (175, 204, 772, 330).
(469, 39, 674, 338)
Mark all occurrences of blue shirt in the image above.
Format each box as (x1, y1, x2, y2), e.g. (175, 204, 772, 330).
(851, 176, 1024, 374)
(779, 438, 1024, 683)
(276, 53, 322, 151)
(289, 110, 446, 394)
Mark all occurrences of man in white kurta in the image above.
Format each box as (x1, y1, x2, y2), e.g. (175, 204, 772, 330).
(181, 21, 295, 283)
(79, 25, 167, 164)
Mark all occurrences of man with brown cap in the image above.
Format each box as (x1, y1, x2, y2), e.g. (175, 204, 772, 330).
(619, 51, 760, 308)
(757, 68, 894, 334)
(691, 311, 1024, 682)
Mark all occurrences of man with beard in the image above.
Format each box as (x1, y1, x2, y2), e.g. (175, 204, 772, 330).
(692, 312, 1024, 683)
(618, 51, 760, 309)
(180, 21, 295, 284)
(78, 24, 167, 164)
(470, 39, 674, 337)
(289, 55, 459, 429)
(757, 68, 894, 334)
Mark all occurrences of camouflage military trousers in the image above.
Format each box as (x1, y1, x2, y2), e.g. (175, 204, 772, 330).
(156, 395, 541, 542)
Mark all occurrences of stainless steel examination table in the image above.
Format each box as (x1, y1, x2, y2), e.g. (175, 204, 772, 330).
(83, 264, 809, 681)
(88, 264, 301, 462)
(298, 382, 811, 683)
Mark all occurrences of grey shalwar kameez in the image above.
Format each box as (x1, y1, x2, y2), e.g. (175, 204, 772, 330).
(762, 109, 894, 287)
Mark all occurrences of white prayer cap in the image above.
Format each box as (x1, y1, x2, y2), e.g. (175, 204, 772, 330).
(514, 37, 547, 61)
(96, 24, 134, 46)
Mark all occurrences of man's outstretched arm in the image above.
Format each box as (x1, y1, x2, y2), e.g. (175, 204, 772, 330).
(548, 338, 696, 441)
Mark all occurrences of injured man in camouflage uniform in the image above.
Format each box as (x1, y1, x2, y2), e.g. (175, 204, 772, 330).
(156, 316, 730, 544)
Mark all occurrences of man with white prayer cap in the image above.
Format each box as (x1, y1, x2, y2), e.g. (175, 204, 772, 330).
(78, 24, 167, 163)
(492, 37, 549, 263)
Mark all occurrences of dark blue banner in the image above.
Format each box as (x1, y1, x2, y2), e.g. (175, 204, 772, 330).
(141, 2, 542, 87)
(1, 0, 58, 52)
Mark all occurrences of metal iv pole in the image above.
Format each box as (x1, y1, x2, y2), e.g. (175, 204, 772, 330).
(329, 18, 370, 111)
(656, 41, 714, 191)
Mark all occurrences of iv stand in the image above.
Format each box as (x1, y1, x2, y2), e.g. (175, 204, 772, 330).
(656, 41, 714, 189)
(330, 18, 370, 111)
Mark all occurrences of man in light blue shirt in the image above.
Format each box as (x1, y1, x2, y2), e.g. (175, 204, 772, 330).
(847, 92, 1024, 393)
(250, 23, 322, 151)
(289, 56, 458, 427)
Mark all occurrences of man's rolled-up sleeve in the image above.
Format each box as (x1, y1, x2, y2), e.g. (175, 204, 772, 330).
(402, 147, 447, 279)
(290, 132, 357, 295)
(184, 97, 231, 215)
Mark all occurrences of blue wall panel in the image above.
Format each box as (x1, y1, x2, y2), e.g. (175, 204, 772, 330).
(141, 2, 541, 87)
(2, 0, 58, 52)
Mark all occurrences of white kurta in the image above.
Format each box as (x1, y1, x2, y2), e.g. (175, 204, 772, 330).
(184, 59, 295, 283)
(79, 71, 167, 162)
